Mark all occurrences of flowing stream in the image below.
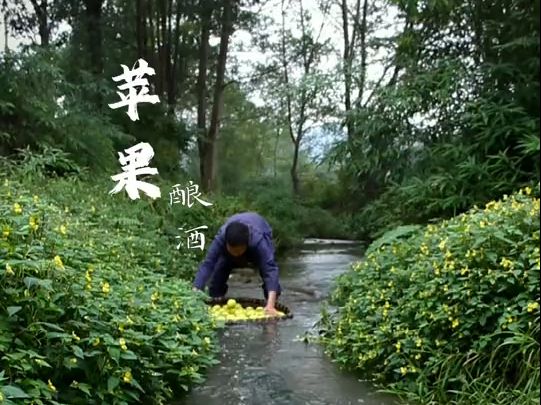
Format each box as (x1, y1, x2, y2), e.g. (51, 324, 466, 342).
(176, 239, 397, 405)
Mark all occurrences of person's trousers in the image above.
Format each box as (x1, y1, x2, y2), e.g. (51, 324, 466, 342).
(208, 256, 281, 301)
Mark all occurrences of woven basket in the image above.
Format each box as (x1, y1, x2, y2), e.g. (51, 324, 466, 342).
(207, 297, 293, 324)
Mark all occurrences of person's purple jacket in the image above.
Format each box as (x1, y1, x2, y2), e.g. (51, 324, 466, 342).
(193, 212, 280, 293)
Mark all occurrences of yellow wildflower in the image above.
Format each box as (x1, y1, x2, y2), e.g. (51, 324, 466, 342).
(460, 266, 469, 276)
(395, 342, 401, 352)
(92, 337, 100, 346)
(451, 319, 459, 328)
(101, 282, 110, 294)
(155, 324, 164, 333)
(70, 357, 77, 364)
(415, 353, 421, 360)
(400, 366, 408, 376)
(0, 391, 4, 401)
(151, 291, 159, 302)
(438, 239, 447, 251)
(527, 302, 539, 313)
(416, 338, 422, 348)
(53, 255, 64, 269)
(204, 337, 211, 345)
(33, 195, 39, 203)
(479, 221, 486, 228)
(122, 370, 132, 384)
(29, 216, 39, 231)
(59, 225, 67, 235)
(12, 203, 22, 214)
(420, 244, 429, 255)
(48, 379, 57, 392)
(5, 263, 14, 276)
(119, 338, 128, 351)
(2, 226, 10, 238)
(500, 257, 514, 269)
(72, 331, 80, 341)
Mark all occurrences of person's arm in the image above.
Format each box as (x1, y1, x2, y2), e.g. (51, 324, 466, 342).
(193, 231, 224, 290)
(255, 236, 280, 314)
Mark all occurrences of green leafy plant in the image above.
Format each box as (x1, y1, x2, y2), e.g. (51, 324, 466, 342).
(319, 186, 540, 404)
(0, 163, 224, 404)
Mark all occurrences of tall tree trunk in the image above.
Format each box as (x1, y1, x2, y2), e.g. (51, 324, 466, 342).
(356, 0, 369, 107)
(291, 139, 300, 195)
(84, 0, 103, 75)
(84, 0, 103, 108)
(166, 0, 177, 112)
(3, 3, 8, 53)
(197, 6, 211, 190)
(273, 127, 280, 178)
(169, 0, 183, 113)
(204, 0, 234, 193)
(155, 0, 164, 96)
(30, 0, 49, 46)
(341, 0, 352, 140)
(341, 0, 361, 141)
(136, 0, 146, 58)
(280, 0, 297, 194)
(147, 0, 156, 78)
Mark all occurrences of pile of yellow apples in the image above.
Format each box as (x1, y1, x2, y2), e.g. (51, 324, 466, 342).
(209, 299, 286, 322)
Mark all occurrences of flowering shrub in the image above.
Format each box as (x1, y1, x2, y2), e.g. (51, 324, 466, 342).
(320, 186, 540, 404)
(0, 177, 220, 404)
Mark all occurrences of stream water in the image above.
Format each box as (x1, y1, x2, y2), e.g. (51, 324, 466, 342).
(177, 240, 397, 405)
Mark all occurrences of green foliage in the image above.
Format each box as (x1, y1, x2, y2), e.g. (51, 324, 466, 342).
(0, 50, 130, 171)
(235, 178, 351, 251)
(365, 225, 423, 256)
(319, 186, 540, 404)
(333, 0, 540, 240)
(0, 163, 224, 403)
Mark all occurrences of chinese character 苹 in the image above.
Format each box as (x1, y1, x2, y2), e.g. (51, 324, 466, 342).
(110, 142, 161, 200)
(176, 226, 209, 250)
(169, 181, 212, 207)
(108, 58, 160, 121)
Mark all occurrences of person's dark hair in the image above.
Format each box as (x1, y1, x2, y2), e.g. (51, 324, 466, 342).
(225, 221, 249, 246)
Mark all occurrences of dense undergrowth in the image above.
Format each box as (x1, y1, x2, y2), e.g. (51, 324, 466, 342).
(0, 158, 230, 404)
(319, 185, 540, 404)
